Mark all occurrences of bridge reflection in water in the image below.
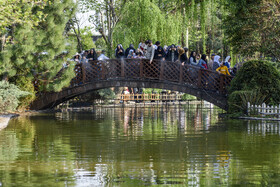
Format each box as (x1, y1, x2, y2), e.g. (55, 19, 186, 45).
(31, 59, 233, 110)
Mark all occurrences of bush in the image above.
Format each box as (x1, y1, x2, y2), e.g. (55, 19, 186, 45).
(228, 60, 280, 114)
(181, 93, 196, 101)
(0, 81, 30, 113)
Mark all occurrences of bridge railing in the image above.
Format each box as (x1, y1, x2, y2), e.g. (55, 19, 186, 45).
(71, 59, 233, 94)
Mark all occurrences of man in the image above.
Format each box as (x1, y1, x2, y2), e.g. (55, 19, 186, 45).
(145, 40, 155, 64)
(166, 44, 179, 62)
(98, 50, 109, 60)
(208, 53, 215, 70)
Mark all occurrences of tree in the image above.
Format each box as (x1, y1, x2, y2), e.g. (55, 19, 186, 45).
(0, 0, 76, 94)
(0, 0, 47, 51)
(79, 0, 129, 57)
(224, 0, 280, 60)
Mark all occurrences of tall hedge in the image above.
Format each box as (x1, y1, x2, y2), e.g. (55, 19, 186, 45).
(228, 60, 280, 114)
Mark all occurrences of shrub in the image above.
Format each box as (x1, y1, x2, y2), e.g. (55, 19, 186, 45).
(228, 60, 280, 114)
(0, 81, 30, 113)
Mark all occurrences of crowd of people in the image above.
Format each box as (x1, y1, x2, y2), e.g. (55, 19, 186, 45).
(72, 40, 236, 76)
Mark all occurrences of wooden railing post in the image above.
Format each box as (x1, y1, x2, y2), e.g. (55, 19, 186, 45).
(140, 59, 144, 78)
(179, 64, 183, 83)
(198, 69, 202, 88)
(81, 64, 86, 83)
(121, 60, 125, 77)
(160, 61, 165, 80)
(101, 61, 105, 80)
(219, 75, 225, 93)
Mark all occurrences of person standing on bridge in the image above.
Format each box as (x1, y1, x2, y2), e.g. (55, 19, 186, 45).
(216, 62, 230, 76)
(98, 50, 109, 60)
(154, 46, 165, 61)
(189, 51, 197, 65)
(125, 44, 136, 58)
(198, 54, 208, 69)
(145, 40, 155, 64)
(115, 44, 125, 59)
(87, 48, 97, 61)
(166, 44, 179, 62)
(178, 47, 189, 64)
(213, 55, 221, 71)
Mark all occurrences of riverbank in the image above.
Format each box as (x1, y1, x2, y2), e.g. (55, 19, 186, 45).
(0, 114, 19, 130)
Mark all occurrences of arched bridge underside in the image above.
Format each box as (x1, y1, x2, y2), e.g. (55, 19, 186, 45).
(31, 59, 233, 110)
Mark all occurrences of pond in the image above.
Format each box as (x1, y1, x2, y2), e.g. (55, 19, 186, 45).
(0, 103, 280, 186)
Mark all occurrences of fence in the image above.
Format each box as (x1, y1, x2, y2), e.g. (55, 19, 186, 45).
(118, 93, 183, 102)
(247, 102, 280, 118)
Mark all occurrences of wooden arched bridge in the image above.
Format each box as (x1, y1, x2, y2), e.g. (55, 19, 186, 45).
(30, 59, 233, 110)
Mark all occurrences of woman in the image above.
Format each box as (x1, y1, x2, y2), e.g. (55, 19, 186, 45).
(178, 47, 188, 64)
(213, 55, 221, 70)
(115, 44, 125, 59)
(198, 54, 208, 69)
(189, 51, 197, 65)
(73, 53, 81, 64)
(224, 56, 231, 69)
(154, 46, 165, 60)
(87, 48, 97, 61)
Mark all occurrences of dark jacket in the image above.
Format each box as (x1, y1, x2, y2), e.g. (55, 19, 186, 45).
(166, 49, 179, 62)
(115, 44, 125, 59)
(180, 53, 188, 63)
(87, 50, 97, 61)
(154, 46, 166, 60)
(125, 44, 136, 57)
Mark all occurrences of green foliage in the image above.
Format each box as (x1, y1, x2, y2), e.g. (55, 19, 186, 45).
(0, 81, 30, 113)
(95, 38, 106, 50)
(97, 89, 116, 101)
(0, 0, 47, 31)
(15, 77, 36, 110)
(228, 60, 280, 114)
(0, 0, 76, 93)
(224, 0, 280, 60)
(228, 90, 266, 114)
(181, 94, 196, 101)
(80, 27, 96, 50)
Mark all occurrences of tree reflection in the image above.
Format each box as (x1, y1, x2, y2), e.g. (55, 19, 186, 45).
(0, 105, 279, 186)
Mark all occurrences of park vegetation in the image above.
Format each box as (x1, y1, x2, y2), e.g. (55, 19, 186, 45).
(0, 0, 280, 112)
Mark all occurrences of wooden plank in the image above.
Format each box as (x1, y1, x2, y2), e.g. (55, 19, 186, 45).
(159, 61, 165, 80)
(140, 60, 144, 78)
(219, 75, 225, 93)
(101, 62, 105, 79)
(179, 64, 183, 83)
(81, 64, 86, 83)
(121, 60, 125, 77)
(198, 69, 202, 88)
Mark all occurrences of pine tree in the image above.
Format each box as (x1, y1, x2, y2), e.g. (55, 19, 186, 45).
(0, 0, 76, 93)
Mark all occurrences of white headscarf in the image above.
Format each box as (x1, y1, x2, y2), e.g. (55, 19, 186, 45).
(214, 55, 221, 63)
(225, 56, 231, 63)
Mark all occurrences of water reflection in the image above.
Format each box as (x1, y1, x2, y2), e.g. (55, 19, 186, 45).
(0, 104, 279, 186)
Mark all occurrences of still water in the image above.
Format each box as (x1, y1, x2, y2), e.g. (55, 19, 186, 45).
(1, 104, 280, 186)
